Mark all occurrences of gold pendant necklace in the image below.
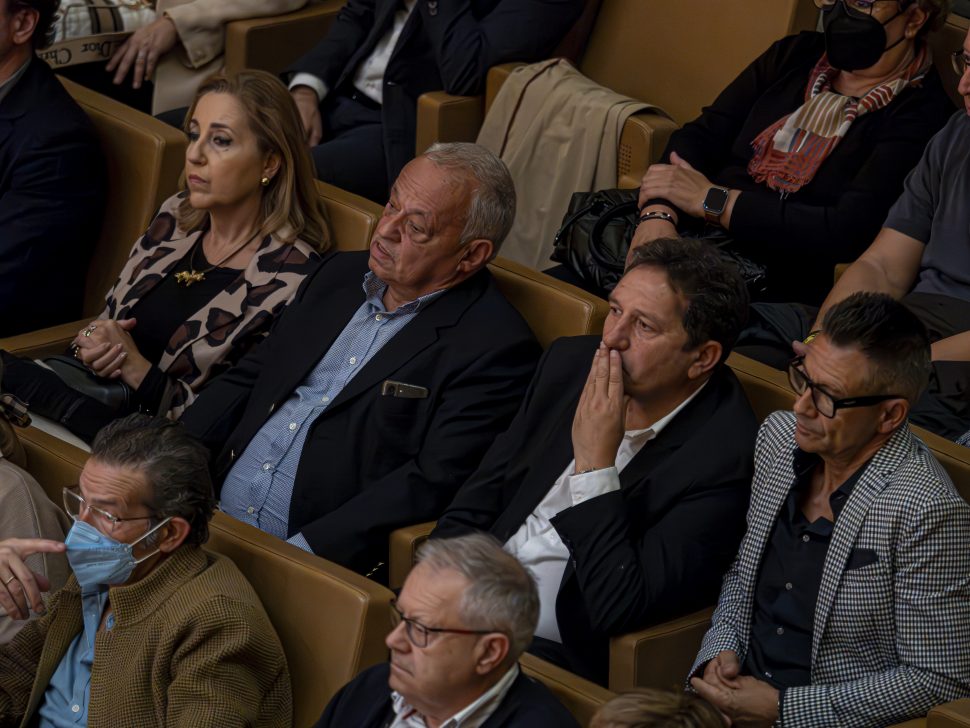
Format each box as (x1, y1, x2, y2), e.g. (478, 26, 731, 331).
(175, 229, 261, 287)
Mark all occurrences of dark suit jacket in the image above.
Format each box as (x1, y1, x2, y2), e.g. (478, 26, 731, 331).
(286, 0, 584, 184)
(181, 251, 540, 576)
(0, 59, 105, 335)
(434, 336, 758, 683)
(313, 663, 580, 728)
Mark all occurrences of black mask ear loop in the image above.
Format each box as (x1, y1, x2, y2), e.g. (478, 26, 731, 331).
(878, 6, 910, 55)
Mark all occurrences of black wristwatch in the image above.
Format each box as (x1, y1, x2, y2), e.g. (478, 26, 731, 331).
(703, 186, 730, 225)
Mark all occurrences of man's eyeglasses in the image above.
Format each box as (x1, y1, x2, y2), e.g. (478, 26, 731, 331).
(814, 0, 908, 16)
(787, 357, 903, 419)
(952, 50, 970, 76)
(62, 486, 156, 531)
(390, 599, 498, 648)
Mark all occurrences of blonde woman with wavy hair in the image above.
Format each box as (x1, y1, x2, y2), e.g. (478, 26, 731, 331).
(0, 70, 329, 443)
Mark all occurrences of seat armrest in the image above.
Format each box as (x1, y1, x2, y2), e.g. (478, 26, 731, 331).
(224, 0, 345, 77)
(930, 700, 970, 728)
(520, 652, 615, 726)
(388, 521, 436, 590)
(616, 111, 678, 189)
(415, 92, 484, 155)
(485, 62, 526, 114)
(608, 607, 713, 693)
(0, 320, 89, 360)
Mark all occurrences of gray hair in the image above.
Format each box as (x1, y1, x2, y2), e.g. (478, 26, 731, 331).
(417, 533, 538, 661)
(90, 414, 215, 546)
(423, 142, 516, 255)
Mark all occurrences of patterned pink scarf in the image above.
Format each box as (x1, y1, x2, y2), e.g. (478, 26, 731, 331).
(747, 47, 930, 195)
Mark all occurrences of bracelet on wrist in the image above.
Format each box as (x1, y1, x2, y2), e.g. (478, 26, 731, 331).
(637, 211, 676, 226)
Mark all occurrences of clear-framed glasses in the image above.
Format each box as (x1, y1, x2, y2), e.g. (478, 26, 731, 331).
(952, 50, 970, 76)
(813, 0, 905, 16)
(62, 486, 156, 532)
(787, 357, 903, 419)
(389, 599, 498, 648)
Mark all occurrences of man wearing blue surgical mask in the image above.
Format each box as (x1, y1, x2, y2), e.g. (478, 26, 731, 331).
(0, 414, 292, 727)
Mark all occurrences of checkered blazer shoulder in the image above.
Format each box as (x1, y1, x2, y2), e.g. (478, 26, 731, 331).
(692, 411, 970, 727)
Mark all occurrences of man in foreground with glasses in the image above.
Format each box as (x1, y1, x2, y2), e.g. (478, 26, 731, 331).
(691, 293, 970, 726)
(314, 533, 578, 727)
(0, 414, 291, 727)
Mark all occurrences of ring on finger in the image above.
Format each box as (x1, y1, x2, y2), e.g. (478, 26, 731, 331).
(2, 575, 15, 586)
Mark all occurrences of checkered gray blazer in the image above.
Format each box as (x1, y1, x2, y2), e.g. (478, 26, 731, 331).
(691, 411, 970, 727)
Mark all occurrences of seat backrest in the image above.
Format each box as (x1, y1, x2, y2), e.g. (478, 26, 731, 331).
(727, 353, 970, 504)
(205, 513, 394, 727)
(317, 180, 385, 252)
(488, 257, 609, 348)
(579, 0, 818, 125)
(58, 77, 186, 317)
(520, 653, 615, 726)
(928, 12, 969, 109)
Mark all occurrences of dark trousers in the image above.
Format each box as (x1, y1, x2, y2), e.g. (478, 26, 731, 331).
(312, 92, 388, 204)
(735, 293, 970, 441)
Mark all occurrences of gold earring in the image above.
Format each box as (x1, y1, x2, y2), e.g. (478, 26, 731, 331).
(260, 176, 270, 187)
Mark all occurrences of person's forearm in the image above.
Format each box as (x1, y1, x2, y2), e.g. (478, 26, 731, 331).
(931, 331, 970, 362)
(813, 257, 899, 330)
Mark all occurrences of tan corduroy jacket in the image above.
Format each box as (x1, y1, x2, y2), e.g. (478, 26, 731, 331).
(0, 546, 292, 727)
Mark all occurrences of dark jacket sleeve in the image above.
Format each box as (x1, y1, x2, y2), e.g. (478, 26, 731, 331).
(432, 343, 558, 538)
(299, 329, 541, 571)
(286, 0, 377, 89)
(415, 0, 585, 95)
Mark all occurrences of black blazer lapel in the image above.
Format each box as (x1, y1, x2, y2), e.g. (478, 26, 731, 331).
(322, 270, 490, 415)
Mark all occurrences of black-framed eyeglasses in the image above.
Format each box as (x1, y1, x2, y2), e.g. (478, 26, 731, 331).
(814, 0, 907, 16)
(62, 486, 156, 531)
(787, 357, 903, 419)
(389, 599, 498, 648)
(952, 50, 970, 76)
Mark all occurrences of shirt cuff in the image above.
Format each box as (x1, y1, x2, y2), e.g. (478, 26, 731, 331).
(288, 73, 328, 103)
(286, 532, 313, 553)
(566, 466, 621, 505)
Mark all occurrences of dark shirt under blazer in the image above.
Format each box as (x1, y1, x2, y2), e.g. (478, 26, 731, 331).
(434, 336, 759, 683)
(181, 251, 540, 576)
(692, 411, 970, 727)
(313, 663, 579, 728)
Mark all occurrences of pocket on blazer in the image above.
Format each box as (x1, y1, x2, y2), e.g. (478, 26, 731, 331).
(844, 547, 879, 571)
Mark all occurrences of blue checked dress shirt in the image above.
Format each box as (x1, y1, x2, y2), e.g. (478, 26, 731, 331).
(220, 273, 444, 552)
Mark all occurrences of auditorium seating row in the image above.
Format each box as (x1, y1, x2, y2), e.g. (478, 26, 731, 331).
(5, 3, 968, 724)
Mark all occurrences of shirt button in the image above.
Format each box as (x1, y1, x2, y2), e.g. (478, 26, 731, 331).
(776, 627, 785, 635)
(247, 506, 255, 515)
(288, 422, 297, 431)
(262, 462, 272, 471)
(72, 705, 80, 713)
(375, 314, 383, 321)
(765, 671, 773, 679)
(321, 396, 330, 403)
(785, 582, 793, 590)
(802, 534, 810, 542)
(349, 356, 357, 365)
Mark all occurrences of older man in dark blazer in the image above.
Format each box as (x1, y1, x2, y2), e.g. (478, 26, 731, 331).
(286, 0, 584, 201)
(181, 143, 539, 579)
(434, 238, 759, 685)
(0, 0, 105, 335)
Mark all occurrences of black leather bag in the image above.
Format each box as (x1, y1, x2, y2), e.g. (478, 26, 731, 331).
(43, 354, 132, 413)
(550, 188, 768, 296)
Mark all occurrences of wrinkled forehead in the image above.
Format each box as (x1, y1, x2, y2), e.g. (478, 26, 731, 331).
(79, 458, 151, 507)
(803, 337, 876, 395)
(393, 158, 473, 226)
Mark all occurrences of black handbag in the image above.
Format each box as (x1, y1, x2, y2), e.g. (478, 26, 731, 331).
(43, 354, 132, 413)
(550, 188, 768, 296)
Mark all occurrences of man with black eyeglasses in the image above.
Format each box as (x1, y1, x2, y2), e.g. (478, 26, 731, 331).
(313, 533, 579, 727)
(691, 292, 970, 727)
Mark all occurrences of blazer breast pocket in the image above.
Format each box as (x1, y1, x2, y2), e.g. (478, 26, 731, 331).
(845, 547, 879, 571)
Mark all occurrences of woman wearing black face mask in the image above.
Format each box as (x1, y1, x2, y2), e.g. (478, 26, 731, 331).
(623, 0, 954, 306)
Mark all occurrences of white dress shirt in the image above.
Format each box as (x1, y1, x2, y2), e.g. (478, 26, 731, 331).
(505, 383, 707, 642)
(289, 0, 417, 105)
(389, 664, 519, 728)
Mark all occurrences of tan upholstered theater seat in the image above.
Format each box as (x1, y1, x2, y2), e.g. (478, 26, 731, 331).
(520, 652, 615, 725)
(58, 77, 186, 319)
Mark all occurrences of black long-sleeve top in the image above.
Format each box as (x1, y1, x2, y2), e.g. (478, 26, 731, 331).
(660, 31, 954, 304)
